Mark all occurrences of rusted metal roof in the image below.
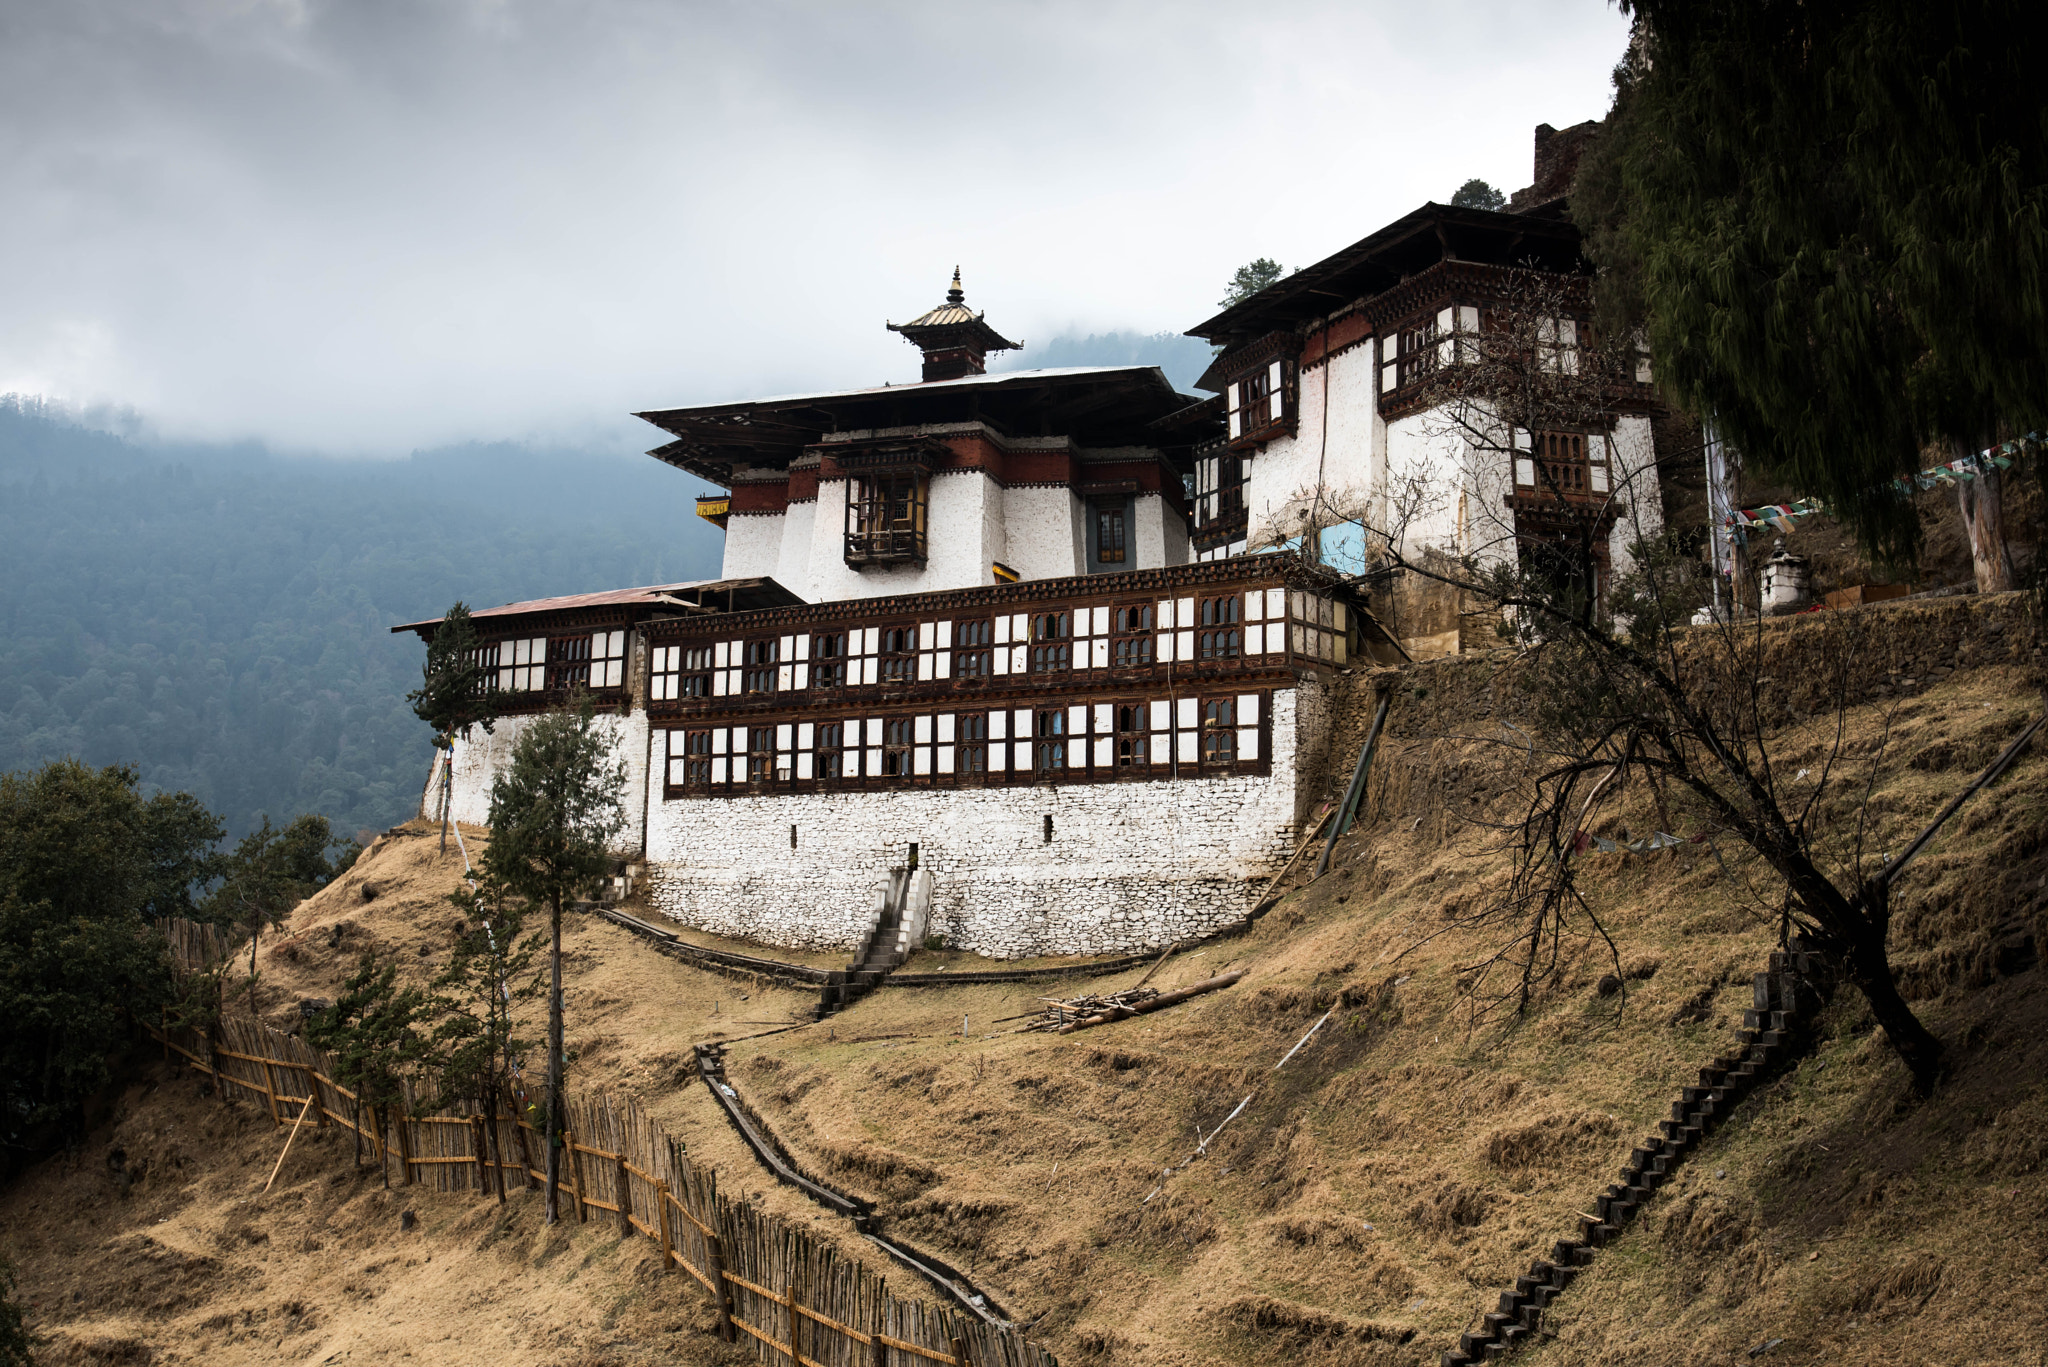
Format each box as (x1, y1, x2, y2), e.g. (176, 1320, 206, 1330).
(390, 577, 803, 637)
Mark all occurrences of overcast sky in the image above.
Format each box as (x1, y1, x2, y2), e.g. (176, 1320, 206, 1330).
(0, 0, 1630, 455)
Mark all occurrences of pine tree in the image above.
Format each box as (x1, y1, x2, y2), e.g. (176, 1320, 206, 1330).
(1220, 258, 1284, 311)
(426, 875, 543, 1203)
(481, 699, 625, 1223)
(1576, 0, 2047, 583)
(408, 602, 499, 853)
(305, 953, 430, 1183)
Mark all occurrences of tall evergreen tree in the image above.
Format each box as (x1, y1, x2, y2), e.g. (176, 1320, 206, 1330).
(1575, 0, 2047, 583)
(305, 953, 430, 1182)
(1219, 258, 1285, 310)
(426, 875, 543, 1204)
(408, 602, 498, 854)
(481, 700, 625, 1223)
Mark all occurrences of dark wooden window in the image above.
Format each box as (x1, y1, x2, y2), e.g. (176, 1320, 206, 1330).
(745, 726, 774, 782)
(1033, 709, 1067, 774)
(1515, 430, 1607, 500)
(882, 717, 914, 776)
(1116, 704, 1149, 767)
(958, 713, 987, 774)
(547, 634, 591, 690)
(1031, 612, 1071, 673)
(1112, 604, 1155, 667)
(811, 632, 848, 689)
(1194, 454, 1246, 529)
(846, 473, 929, 565)
(467, 641, 499, 698)
(1198, 596, 1241, 660)
(743, 640, 778, 694)
(879, 626, 916, 684)
(954, 620, 991, 677)
(651, 644, 711, 701)
(1202, 699, 1236, 764)
(1095, 508, 1127, 564)
(682, 730, 710, 786)
(816, 722, 844, 781)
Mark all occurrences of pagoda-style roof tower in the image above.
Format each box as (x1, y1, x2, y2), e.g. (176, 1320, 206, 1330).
(887, 268, 1021, 382)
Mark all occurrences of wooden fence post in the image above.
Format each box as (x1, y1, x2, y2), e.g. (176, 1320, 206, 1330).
(566, 1131, 588, 1223)
(395, 1109, 416, 1187)
(615, 1151, 632, 1237)
(257, 1053, 283, 1127)
(515, 1118, 540, 1190)
(871, 1323, 887, 1367)
(471, 1116, 490, 1193)
(786, 1283, 800, 1367)
(704, 1233, 735, 1342)
(951, 1335, 969, 1367)
(655, 1180, 675, 1268)
(307, 1065, 329, 1127)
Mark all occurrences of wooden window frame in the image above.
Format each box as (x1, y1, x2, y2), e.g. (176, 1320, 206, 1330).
(1033, 708, 1068, 775)
(1111, 604, 1156, 668)
(882, 717, 915, 777)
(877, 625, 917, 685)
(1201, 697, 1237, 765)
(1115, 703, 1149, 769)
(954, 619, 992, 678)
(743, 639, 779, 694)
(1030, 611, 1071, 674)
(845, 471, 929, 566)
(815, 722, 845, 782)
(745, 725, 776, 784)
(1094, 506, 1127, 565)
(957, 712, 988, 775)
(1198, 595, 1242, 661)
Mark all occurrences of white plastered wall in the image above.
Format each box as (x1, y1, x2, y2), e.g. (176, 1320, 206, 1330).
(720, 512, 786, 581)
(1002, 485, 1084, 581)
(434, 707, 649, 858)
(1605, 413, 1664, 576)
(797, 469, 1002, 601)
(642, 686, 1325, 959)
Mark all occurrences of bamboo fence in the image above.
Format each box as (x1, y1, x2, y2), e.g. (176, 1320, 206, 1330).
(148, 919, 1049, 1367)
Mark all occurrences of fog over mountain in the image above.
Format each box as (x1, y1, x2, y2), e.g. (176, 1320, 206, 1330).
(0, 0, 1626, 454)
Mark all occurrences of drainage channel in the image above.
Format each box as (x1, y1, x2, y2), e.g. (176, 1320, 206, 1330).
(693, 1042, 1012, 1328)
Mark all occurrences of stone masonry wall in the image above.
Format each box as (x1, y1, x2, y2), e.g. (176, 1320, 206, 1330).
(642, 684, 1331, 959)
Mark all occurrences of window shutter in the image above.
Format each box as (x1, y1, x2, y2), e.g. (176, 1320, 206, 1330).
(1268, 360, 1284, 422)
(1381, 335, 1399, 392)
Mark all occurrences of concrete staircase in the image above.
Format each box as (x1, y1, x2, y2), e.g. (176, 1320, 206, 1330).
(1441, 948, 1830, 1365)
(818, 866, 932, 1017)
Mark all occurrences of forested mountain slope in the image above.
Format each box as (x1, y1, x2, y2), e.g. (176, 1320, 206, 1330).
(0, 399, 723, 839)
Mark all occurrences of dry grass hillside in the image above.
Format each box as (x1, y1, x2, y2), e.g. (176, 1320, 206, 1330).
(4, 596, 2045, 1367)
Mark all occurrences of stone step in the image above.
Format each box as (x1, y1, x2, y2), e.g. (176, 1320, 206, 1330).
(1440, 1353, 1473, 1367)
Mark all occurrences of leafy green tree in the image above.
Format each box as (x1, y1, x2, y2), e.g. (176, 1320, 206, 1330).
(407, 602, 498, 854)
(305, 953, 430, 1183)
(1575, 0, 2048, 584)
(1, 760, 221, 1149)
(1450, 178, 1505, 211)
(204, 814, 358, 1016)
(1219, 258, 1285, 311)
(426, 874, 543, 1203)
(482, 700, 626, 1223)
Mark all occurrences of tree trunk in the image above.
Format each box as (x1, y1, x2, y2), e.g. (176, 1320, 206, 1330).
(439, 737, 453, 855)
(1951, 444, 2015, 594)
(1839, 915, 1944, 1094)
(485, 1091, 506, 1204)
(545, 891, 564, 1224)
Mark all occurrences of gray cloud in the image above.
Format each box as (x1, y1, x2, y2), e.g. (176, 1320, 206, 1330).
(0, 0, 1629, 452)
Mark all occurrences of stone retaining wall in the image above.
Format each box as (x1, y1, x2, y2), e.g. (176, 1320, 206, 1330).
(642, 684, 1329, 959)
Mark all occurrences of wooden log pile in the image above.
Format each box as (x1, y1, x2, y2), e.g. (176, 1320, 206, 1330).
(1017, 971, 1246, 1035)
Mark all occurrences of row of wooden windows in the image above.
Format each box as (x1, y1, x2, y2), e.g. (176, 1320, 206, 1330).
(649, 590, 1302, 700)
(472, 631, 628, 695)
(662, 695, 1262, 792)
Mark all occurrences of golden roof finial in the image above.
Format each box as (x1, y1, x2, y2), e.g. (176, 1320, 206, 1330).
(947, 267, 964, 307)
